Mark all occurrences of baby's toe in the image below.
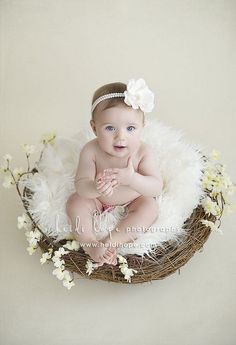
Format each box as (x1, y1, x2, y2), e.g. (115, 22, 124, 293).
(111, 257, 117, 266)
(106, 249, 114, 256)
(97, 257, 105, 266)
(106, 247, 116, 254)
(103, 253, 112, 261)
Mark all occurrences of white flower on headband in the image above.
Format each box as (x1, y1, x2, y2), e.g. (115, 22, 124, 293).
(124, 78, 155, 113)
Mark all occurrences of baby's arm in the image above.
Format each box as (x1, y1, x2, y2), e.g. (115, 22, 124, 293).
(75, 144, 100, 198)
(129, 147, 163, 197)
(75, 144, 117, 199)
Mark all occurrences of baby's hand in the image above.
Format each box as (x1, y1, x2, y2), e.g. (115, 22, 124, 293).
(95, 172, 118, 197)
(102, 156, 135, 186)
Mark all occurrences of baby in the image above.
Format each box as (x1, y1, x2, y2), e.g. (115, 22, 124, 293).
(66, 78, 163, 266)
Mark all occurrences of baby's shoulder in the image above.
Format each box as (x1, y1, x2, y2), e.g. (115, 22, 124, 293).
(80, 139, 97, 157)
(138, 141, 154, 159)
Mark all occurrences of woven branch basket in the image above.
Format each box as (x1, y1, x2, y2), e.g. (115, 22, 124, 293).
(24, 185, 219, 285)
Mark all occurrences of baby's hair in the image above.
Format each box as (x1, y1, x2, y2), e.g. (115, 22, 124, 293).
(91, 82, 127, 120)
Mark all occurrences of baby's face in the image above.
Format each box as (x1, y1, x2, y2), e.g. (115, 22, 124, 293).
(90, 105, 144, 158)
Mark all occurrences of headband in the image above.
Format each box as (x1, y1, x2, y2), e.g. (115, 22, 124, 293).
(91, 78, 155, 114)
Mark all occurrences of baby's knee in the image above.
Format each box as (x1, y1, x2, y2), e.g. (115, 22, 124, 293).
(141, 197, 159, 220)
(66, 193, 91, 214)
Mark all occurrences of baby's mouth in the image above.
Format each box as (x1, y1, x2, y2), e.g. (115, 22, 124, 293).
(113, 145, 127, 151)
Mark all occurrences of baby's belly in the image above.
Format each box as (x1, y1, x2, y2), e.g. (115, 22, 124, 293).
(97, 186, 141, 206)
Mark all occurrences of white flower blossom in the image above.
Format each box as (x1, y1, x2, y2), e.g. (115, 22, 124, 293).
(52, 267, 75, 289)
(124, 78, 155, 113)
(34, 229, 42, 239)
(52, 256, 65, 268)
(201, 219, 223, 235)
(117, 254, 127, 264)
(201, 219, 217, 231)
(2, 175, 14, 188)
(52, 267, 65, 280)
(119, 263, 138, 283)
(25, 229, 42, 247)
(54, 247, 69, 258)
(63, 240, 80, 251)
(26, 246, 37, 255)
(63, 279, 75, 290)
(201, 196, 221, 216)
(62, 270, 72, 281)
(28, 237, 38, 246)
(40, 249, 53, 264)
(21, 144, 36, 155)
(117, 255, 137, 283)
(17, 213, 30, 230)
(51, 247, 69, 271)
(12, 167, 24, 182)
(85, 259, 98, 276)
(3, 154, 12, 162)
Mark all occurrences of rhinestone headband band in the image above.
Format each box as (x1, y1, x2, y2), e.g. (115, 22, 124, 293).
(91, 92, 125, 113)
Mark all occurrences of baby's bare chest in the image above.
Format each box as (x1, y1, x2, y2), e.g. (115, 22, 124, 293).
(94, 154, 141, 176)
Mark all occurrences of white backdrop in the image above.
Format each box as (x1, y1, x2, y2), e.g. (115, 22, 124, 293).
(0, 1, 236, 344)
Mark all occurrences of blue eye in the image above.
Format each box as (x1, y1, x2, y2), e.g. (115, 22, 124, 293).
(105, 126, 115, 131)
(127, 126, 135, 131)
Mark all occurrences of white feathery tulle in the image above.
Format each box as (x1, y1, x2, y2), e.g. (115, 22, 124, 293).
(21, 117, 205, 256)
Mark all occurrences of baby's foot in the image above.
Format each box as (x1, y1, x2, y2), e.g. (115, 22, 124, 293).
(101, 245, 117, 266)
(97, 244, 117, 266)
(84, 241, 117, 266)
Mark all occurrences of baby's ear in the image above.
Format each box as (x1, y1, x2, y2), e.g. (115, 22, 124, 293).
(90, 120, 97, 136)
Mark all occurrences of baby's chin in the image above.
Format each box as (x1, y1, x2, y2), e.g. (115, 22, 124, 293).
(104, 147, 130, 158)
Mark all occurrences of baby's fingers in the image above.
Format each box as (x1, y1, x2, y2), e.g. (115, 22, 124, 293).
(103, 185, 113, 196)
(105, 180, 118, 195)
(105, 188, 113, 197)
(103, 169, 118, 177)
(96, 180, 105, 191)
(96, 171, 106, 183)
(111, 179, 118, 187)
(104, 168, 119, 174)
(102, 175, 118, 182)
(98, 181, 112, 194)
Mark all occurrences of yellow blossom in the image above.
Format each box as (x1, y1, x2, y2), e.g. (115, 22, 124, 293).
(201, 196, 219, 216)
(201, 219, 223, 234)
(13, 167, 24, 181)
(40, 132, 56, 145)
(211, 149, 221, 161)
(26, 246, 37, 255)
(21, 144, 36, 155)
(2, 175, 14, 188)
(3, 154, 12, 162)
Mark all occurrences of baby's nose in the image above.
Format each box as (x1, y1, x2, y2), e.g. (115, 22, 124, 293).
(116, 129, 126, 139)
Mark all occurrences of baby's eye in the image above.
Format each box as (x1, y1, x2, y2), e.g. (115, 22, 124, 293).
(127, 126, 136, 132)
(105, 125, 115, 131)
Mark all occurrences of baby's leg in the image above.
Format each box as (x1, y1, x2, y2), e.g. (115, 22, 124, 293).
(101, 196, 159, 248)
(66, 193, 116, 265)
